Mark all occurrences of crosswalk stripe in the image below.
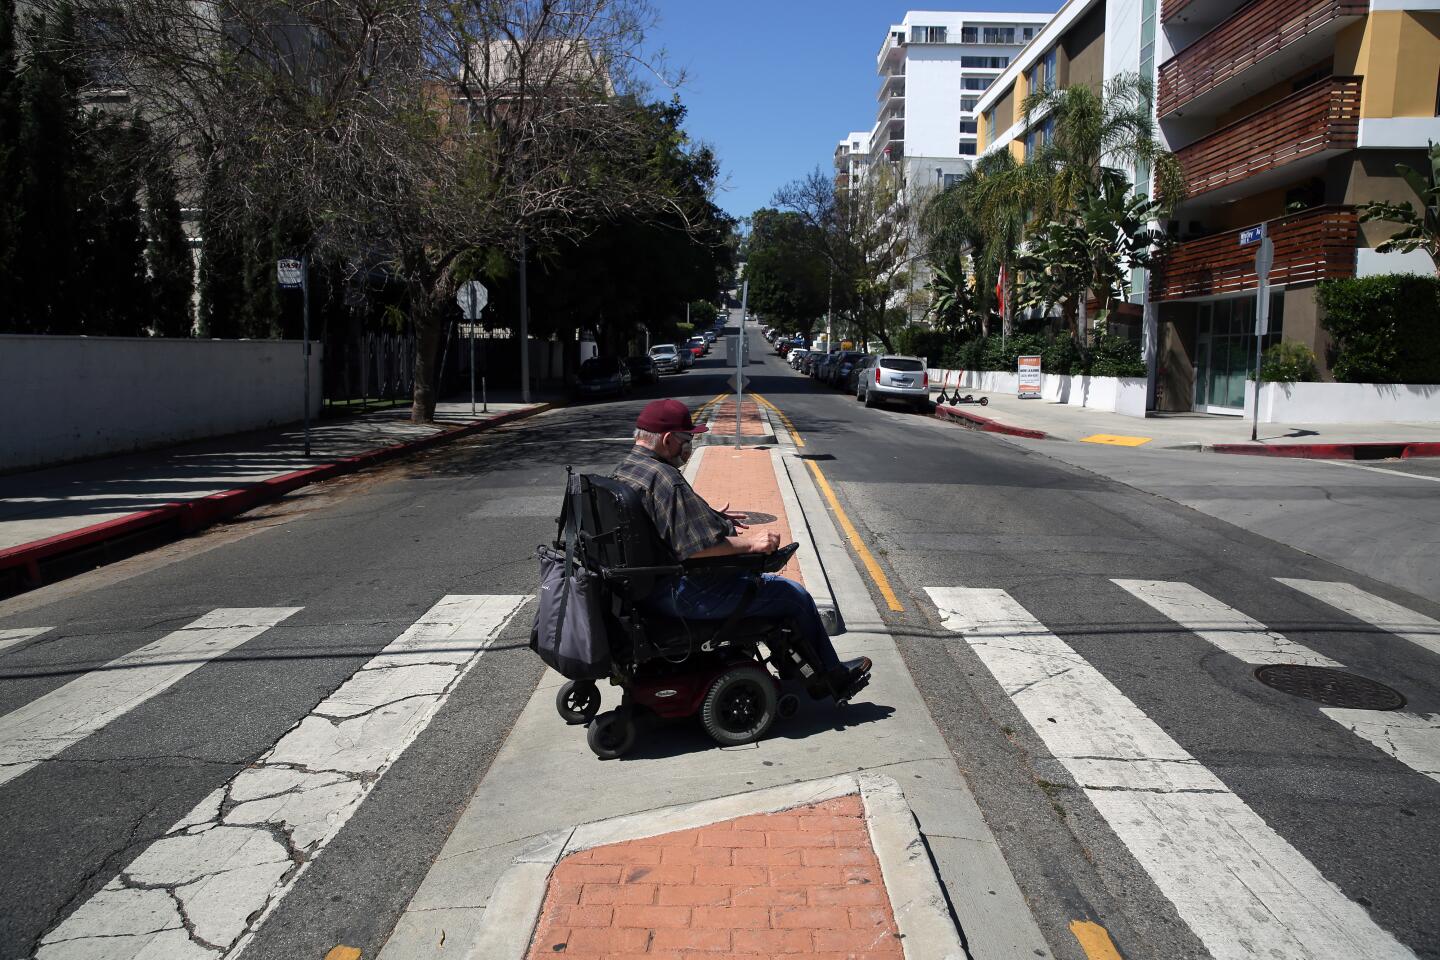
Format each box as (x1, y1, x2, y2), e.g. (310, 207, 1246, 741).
(1277, 579, 1440, 660)
(37, 594, 529, 960)
(0, 626, 52, 656)
(926, 586, 1416, 960)
(0, 609, 301, 790)
(1119, 579, 1440, 785)
(1112, 580, 1342, 667)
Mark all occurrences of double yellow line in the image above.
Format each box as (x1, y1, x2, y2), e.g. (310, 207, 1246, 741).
(751, 392, 903, 613)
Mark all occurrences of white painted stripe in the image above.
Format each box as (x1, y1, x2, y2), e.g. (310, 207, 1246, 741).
(1119, 581, 1440, 786)
(0, 626, 52, 656)
(1324, 709, 1440, 786)
(0, 609, 300, 789)
(925, 586, 1415, 960)
(38, 594, 528, 960)
(1277, 579, 1440, 660)
(1113, 579, 1342, 667)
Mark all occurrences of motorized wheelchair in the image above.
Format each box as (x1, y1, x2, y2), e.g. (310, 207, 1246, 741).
(543, 470, 854, 760)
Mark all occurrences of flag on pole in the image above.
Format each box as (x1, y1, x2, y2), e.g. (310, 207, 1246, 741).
(996, 266, 1005, 320)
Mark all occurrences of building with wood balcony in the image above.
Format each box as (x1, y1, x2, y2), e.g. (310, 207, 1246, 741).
(976, 0, 1440, 414)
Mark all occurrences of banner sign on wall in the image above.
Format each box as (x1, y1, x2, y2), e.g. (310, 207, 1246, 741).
(1018, 355, 1042, 398)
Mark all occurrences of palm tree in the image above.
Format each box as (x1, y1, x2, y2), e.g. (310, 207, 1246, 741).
(1021, 72, 1185, 217)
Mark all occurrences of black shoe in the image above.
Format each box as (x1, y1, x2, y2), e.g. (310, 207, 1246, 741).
(807, 657, 871, 701)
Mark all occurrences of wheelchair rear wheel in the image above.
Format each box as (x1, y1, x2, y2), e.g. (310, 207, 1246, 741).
(587, 708, 637, 759)
(701, 665, 779, 747)
(557, 679, 601, 725)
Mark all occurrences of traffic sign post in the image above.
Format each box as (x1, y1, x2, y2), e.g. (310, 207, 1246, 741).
(278, 258, 311, 456)
(457, 281, 489, 415)
(737, 280, 749, 446)
(1247, 226, 1274, 442)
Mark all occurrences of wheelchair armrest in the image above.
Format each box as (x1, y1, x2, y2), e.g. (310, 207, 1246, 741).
(601, 564, 686, 580)
(682, 542, 800, 576)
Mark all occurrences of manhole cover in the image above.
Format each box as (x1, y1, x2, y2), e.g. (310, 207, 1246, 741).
(734, 511, 777, 524)
(1254, 665, 1406, 710)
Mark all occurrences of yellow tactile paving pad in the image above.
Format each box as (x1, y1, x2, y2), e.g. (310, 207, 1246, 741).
(1079, 434, 1153, 447)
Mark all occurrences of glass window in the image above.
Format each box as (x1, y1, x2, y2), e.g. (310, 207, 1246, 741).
(982, 26, 1015, 44)
(962, 77, 992, 91)
(961, 56, 1009, 68)
(960, 96, 979, 111)
(958, 142, 977, 156)
(1042, 48, 1057, 92)
(911, 25, 947, 43)
(881, 358, 926, 371)
(961, 26, 978, 43)
(959, 119, 978, 133)
(1023, 26, 1036, 40)
(983, 109, 995, 141)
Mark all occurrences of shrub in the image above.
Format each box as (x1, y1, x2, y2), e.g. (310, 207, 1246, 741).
(1258, 341, 1318, 383)
(1087, 335, 1147, 378)
(1042, 336, 1083, 376)
(1317, 275, 1440, 383)
(893, 327, 957, 367)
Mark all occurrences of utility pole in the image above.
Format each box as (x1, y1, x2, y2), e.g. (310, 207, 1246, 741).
(519, 231, 531, 404)
(1250, 223, 1274, 442)
(738, 280, 749, 446)
(301, 254, 311, 457)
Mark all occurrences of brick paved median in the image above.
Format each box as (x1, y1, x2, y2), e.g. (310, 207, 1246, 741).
(710, 399, 770, 437)
(523, 794, 902, 959)
(692, 444, 803, 585)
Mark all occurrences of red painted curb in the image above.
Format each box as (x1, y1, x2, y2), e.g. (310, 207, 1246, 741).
(1211, 440, 1440, 460)
(0, 403, 556, 589)
(933, 403, 1048, 440)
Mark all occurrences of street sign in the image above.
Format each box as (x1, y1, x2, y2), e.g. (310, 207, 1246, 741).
(1239, 226, 1263, 246)
(276, 259, 304, 289)
(457, 281, 488, 319)
(729, 373, 751, 393)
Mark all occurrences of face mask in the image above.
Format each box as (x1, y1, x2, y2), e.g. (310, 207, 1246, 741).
(668, 436, 693, 467)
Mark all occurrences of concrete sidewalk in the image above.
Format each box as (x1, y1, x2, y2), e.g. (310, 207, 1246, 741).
(929, 385, 1440, 453)
(379, 395, 1051, 960)
(0, 397, 555, 592)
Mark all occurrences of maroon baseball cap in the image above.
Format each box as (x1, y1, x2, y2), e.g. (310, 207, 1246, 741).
(636, 398, 709, 435)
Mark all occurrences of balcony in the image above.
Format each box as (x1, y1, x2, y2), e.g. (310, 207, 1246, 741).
(1157, 0, 1366, 118)
(1150, 205, 1357, 302)
(878, 73, 905, 100)
(1175, 76, 1360, 199)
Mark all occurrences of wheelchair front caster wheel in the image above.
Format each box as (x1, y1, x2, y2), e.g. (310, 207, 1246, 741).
(587, 709, 636, 759)
(777, 693, 800, 720)
(557, 680, 601, 725)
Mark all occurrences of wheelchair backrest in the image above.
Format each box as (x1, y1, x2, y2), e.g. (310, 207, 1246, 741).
(557, 472, 676, 601)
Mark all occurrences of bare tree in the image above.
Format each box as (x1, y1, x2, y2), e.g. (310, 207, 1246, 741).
(773, 164, 917, 352)
(52, 0, 688, 420)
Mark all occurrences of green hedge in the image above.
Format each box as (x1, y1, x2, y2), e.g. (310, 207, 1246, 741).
(890, 328, 1146, 377)
(1317, 275, 1440, 384)
(1258, 342, 1318, 383)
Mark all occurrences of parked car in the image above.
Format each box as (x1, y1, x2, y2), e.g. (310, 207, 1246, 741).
(572, 356, 632, 399)
(788, 348, 808, 369)
(625, 354, 659, 385)
(702, 330, 716, 344)
(813, 352, 841, 383)
(858, 354, 930, 411)
(674, 342, 695, 369)
(687, 336, 707, 359)
(843, 354, 875, 394)
(649, 343, 680, 374)
(828, 351, 866, 388)
(777, 341, 793, 358)
(800, 350, 822, 375)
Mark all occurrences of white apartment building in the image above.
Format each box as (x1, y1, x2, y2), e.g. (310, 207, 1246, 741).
(838, 10, 1053, 323)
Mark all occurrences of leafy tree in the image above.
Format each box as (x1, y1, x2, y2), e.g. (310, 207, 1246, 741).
(1357, 142, 1440, 274)
(0, 0, 20, 310)
(925, 252, 983, 335)
(744, 208, 829, 338)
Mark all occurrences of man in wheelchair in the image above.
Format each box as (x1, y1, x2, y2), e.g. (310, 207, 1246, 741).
(614, 399, 872, 701)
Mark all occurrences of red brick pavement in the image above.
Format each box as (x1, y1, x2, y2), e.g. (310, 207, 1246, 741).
(710, 399, 770, 438)
(523, 795, 903, 960)
(691, 444, 803, 585)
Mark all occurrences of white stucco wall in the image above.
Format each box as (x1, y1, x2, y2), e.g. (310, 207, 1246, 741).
(905, 49, 964, 158)
(929, 368, 1148, 416)
(1244, 381, 1440, 424)
(1, 335, 325, 471)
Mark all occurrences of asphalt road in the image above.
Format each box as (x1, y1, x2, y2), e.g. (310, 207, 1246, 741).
(1, 318, 1437, 960)
(745, 327, 1440, 960)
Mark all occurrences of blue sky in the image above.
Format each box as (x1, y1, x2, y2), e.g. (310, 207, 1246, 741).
(648, 0, 1060, 223)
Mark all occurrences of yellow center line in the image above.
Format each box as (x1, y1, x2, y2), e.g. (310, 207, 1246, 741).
(751, 393, 805, 448)
(804, 459, 904, 613)
(692, 392, 728, 420)
(1070, 920, 1123, 960)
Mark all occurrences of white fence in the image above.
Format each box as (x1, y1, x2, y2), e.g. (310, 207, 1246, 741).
(1244, 381, 1440, 424)
(1, 335, 324, 471)
(928, 368, 1147, 418)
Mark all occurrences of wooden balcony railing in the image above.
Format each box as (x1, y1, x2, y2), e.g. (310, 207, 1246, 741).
(1150, 205, 1357, 301)
(1176, 76, 1360, 197)
(1157, 0, 1366, 117)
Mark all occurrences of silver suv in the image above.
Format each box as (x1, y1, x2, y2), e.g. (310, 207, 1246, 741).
(857, 354, 930, 411)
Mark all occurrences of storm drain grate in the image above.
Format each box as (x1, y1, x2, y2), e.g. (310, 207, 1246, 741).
(1254, 665, 1407, 710)
(734, 511, 778, 525)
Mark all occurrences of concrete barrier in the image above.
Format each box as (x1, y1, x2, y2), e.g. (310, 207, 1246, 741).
(928, 369, 1147, 417)
(1244, 381, 1440, 424)
(1, 335, 324, 471)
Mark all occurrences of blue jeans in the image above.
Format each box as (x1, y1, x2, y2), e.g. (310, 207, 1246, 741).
(645, 574, 842, 672)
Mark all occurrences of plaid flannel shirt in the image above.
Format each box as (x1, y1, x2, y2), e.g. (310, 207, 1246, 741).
(613, 446, 733, 560)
